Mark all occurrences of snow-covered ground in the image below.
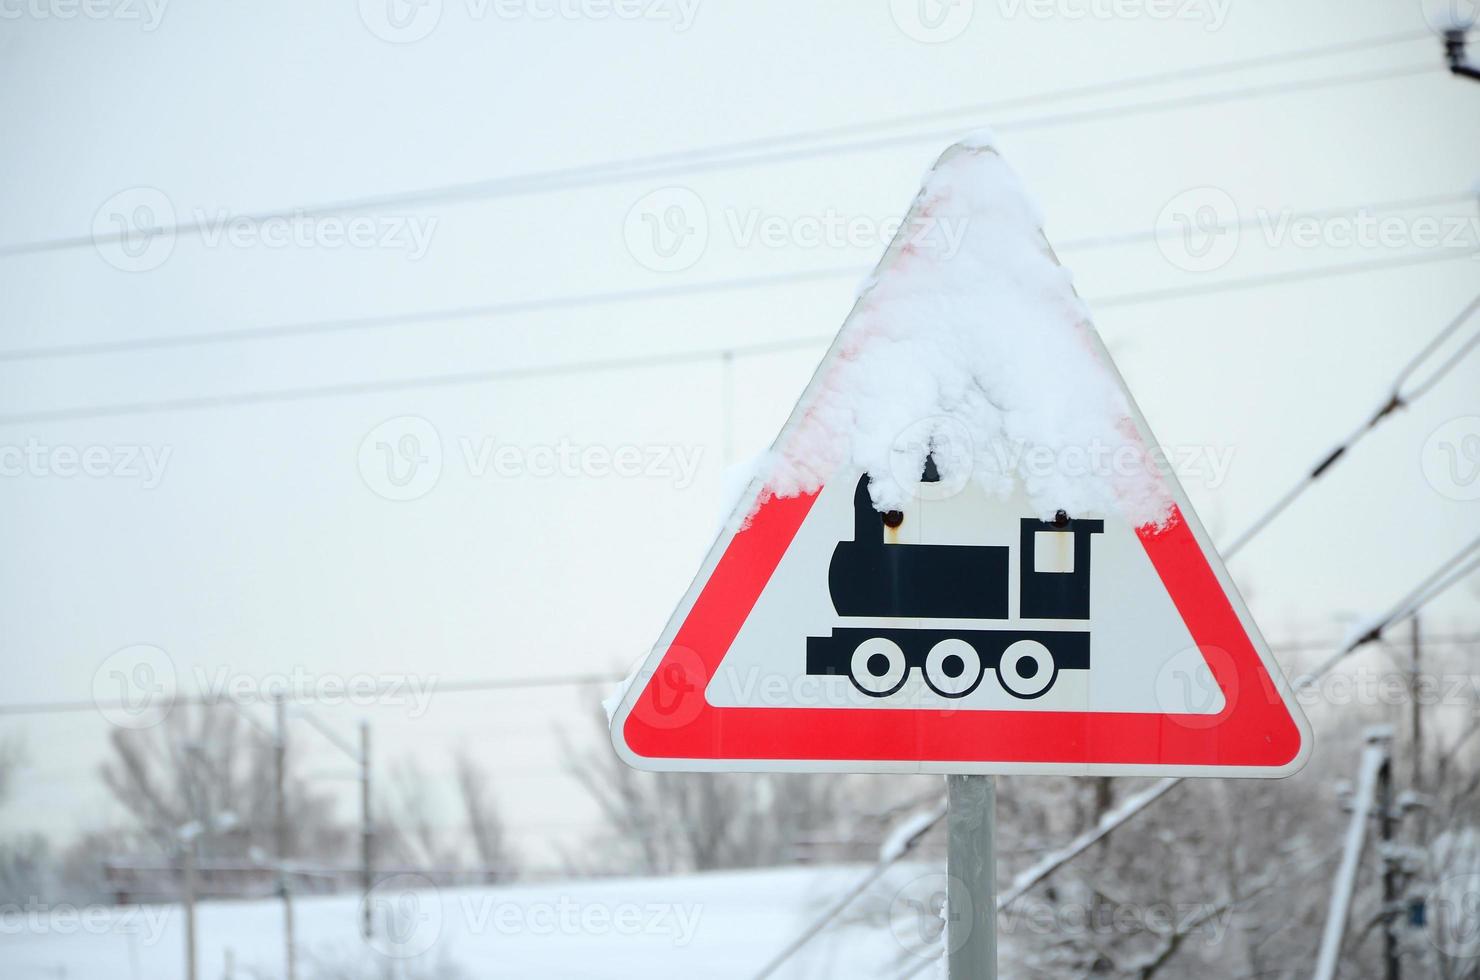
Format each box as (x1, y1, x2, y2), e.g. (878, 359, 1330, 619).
(7, 864, 950, 979)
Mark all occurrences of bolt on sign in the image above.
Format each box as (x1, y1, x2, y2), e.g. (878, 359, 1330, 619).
(609, 137, 1311, 777)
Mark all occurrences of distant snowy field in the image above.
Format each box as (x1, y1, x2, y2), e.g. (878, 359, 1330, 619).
(8, 864, 952, 979)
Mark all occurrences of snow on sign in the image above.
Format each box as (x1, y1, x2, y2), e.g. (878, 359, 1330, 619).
(609, 136, 1312, 778)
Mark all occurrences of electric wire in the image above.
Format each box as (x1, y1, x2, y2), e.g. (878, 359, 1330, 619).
(0, 33, 1442, 262)
(4, 247, 1473, 428)
(752, 534, 1480, 979)
(4, 189, 1470, 365)
(1221, 291, 1480, 558)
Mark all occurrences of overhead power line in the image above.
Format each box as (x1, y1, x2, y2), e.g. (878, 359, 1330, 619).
(0, 32, 1441, 262)
(764, 533, 1480, 980)
(7, 634, 1480, 719)
(0, 671, 624, 718)
(750, 802, 947, 980)
(1221, 290, 1480, 558)
(5, 633, 1480, 719)
(4, 245, 1472, 428)
(4, 189, 1471, 365)
(747, 295, 1480, 974)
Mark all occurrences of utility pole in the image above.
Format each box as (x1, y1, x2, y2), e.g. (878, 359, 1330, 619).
(283, 705, 374, 938)
(182, 834, 198, 980)
(274, 697, 297, 980)
(1409, 615, 1423, 792)
(1313, 727, 1392, 980)
(946, 774, 996, 979)
(360, 719, 374, 940)
(1377, 745, 1399, 980)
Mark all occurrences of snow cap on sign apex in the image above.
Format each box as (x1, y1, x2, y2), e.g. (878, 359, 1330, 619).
(956, 126, 1000, 151)
(757, 140, 1176, 529)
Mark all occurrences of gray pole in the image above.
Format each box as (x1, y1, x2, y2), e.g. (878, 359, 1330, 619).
(1409, 615, 1422, 792)
(182, 838, 198, 980)
(360, 720, 373, 940)
(1378, 752, 1399, 980)
(1313, 728, 1392, 980)
(947, 774, 996, 979)
(274, 697, 297, 980)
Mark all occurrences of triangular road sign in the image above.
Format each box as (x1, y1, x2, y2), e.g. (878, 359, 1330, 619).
(610, 139, 1311, 778)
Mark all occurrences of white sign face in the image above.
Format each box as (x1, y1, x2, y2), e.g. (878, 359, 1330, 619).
(609, 140, 1311, 778)
(703, 474, 1219, 719)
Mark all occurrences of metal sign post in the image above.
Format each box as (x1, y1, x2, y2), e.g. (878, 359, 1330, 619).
(947, 774, 997, 979)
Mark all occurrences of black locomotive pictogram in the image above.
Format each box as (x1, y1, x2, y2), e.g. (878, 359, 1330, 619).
(805, 471, 1103, 700)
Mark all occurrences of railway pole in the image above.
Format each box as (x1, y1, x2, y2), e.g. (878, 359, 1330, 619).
(946, 774, 997, 979)
(182, 833, 198, 980)
(273, 696, 297, 980)
(360, 720, 373, 940)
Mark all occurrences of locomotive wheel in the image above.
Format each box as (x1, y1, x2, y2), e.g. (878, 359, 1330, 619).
(848, 637, 908, 698)
(923, 638, 984, 698)
(996, 639, 1057, 699)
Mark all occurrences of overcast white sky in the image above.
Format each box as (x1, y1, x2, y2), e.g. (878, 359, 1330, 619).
(1, 0, 1477, 865)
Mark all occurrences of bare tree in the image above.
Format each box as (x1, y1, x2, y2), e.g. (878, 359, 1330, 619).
(456, 751, 515, 878)
(563, 708, 909, 875)
(373, 756, 517, 880)
(99, 704, 348, 861)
